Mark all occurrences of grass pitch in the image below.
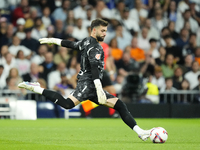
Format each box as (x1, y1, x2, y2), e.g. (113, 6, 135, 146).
(0, 118, 199, 150)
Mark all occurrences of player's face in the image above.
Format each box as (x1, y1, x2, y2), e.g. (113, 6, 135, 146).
(96, 25, 107, 42)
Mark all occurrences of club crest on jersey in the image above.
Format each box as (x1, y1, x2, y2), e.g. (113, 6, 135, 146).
(95, 54, 101, 60)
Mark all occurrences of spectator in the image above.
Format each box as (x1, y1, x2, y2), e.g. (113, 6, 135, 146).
(15, 50, 31, 76)
(160, 27, 176, 47)
(6, 24, 14, 44)
(0, 65, 6, 89)
(31, 17, 48, 40)
(94, 0, 112, 19)
(109, 38, 123, 62)
(150, 8, 168, 32)
(129, 0, 148, 25)
(129, 37, 146, 62)
(52, 0, 70, 21)
(48, 62, 68, 89)
(66, 10, 76, 26)
(114, 23, 132, 51)
(22, 63, 42, 82)
(67, 56, 78, 78)
(41, 6, 54, 28)
(54, 46, 70, 65)
(8, 36, 32, 57)
(0, 17, 9, 48)
(73, 0, 88, 20)
(147, 38, 159, 59)
(47, 25, 55, 38)
(175, 9, 199, 33)
(4, 77, 19, 90)
(53, 72, 75, 97)
(184, 61, 200, 89)
(31, 45, 47, 65)
(155, 46, 167, 66)
(115, 51, 140, 77)
(138, 27, 150, 51)
(53, 20, 65, 39)
(179, 79, 191, 103)
(8, 68, 23, 84)
(21, 28, 40, 54)
(121, 7, 139, 36)
(189, 0, 200, 25)
(145, 74, 160, 104)
(39, 52, 57, 82)
(180, 79, 190, 90)
(168, 21, 179, 40)
(12, 0, 29, 26)
(167, 0, 178, 22)
(72, 18, 88, 40)
(15, 18, 26, 40)
(111, 0, 125, 21)
(24, 7, 38, 29)
(114, 74, 125, 95)
(182, 33, 197, 56)
(160, 77, 177, 92)
(164, 35, 182, 64)
(0, 45, 9, 64)
(175, 28, 189, 50)
(1, 52, 16, 77)
(151, 66, 165, 90)
(145, 19, 160, 40)
(172, 67, 184, 89)
(181, 54, 193, 74)
(161, 53, 178, 78)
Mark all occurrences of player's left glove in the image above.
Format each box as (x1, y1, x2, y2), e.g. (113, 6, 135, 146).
(94, 79, 107, 104)
(39, 38, 62, 46)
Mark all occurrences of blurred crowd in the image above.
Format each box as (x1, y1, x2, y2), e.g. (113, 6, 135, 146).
(1, 0, 200, 103)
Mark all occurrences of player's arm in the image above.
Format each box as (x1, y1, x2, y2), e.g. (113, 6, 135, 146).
(39, 38, 80, 50)
(88, 48, 107, 104)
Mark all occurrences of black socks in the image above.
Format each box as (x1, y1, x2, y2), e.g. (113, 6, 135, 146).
(42, 89, 75, 109)
(114, 99, 137, 129)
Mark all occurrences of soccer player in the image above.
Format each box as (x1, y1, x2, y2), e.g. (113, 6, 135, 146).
(18, 18, 152, 141)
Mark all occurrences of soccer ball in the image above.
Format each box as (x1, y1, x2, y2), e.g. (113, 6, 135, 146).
(150, 127, 168, 143)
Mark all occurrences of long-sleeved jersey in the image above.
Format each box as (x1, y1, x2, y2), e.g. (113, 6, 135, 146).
(61, 36, 104, 81)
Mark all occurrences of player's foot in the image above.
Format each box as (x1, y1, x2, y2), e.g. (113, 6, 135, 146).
(18, 81, 40, 92)
(138, 128, 154, 141)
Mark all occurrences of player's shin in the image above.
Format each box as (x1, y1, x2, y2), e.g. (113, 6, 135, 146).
(113, 99, 137, 129)
(42, 89, 75, 109)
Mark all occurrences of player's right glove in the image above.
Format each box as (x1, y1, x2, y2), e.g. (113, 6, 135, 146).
(94, 79, 107, 104)
(39, 38, 62, 46)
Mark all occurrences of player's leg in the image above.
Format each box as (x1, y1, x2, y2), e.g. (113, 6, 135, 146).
(18, 82, 80, 109)
(103, 97, 152, 141)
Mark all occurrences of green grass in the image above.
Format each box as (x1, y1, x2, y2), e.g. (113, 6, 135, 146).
(0, 118, 200, 150)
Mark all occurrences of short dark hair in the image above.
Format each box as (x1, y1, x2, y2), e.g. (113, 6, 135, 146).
(0, 65, 4, 69)
(91, 18, 108, 31)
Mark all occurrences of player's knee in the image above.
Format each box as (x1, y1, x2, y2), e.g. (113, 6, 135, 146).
(113, 99, 128, 111)
(65, 98, 75, 109)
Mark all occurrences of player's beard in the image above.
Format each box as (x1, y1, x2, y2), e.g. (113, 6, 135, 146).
(96, 34, 105, 42)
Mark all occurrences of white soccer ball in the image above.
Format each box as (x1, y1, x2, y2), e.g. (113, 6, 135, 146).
(150, 127, 168, 143)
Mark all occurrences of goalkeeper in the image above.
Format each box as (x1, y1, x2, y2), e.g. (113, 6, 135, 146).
(18, 18, 152, 141)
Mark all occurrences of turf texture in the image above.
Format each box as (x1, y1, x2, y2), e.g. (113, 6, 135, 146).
(0, 118, 199, 150)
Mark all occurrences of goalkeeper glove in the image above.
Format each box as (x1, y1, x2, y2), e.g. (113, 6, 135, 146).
(94, 79, 107, 104)
(39, 38, 62, 46)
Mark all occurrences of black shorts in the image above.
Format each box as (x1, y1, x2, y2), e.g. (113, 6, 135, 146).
(71, 80, 115, 104)
(101, 70, 112, 87)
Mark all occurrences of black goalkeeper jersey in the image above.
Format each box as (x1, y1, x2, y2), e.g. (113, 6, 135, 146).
(61, 36, 104, 81)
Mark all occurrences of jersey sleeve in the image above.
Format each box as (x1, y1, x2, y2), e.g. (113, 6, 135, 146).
(87, 47, 101, 80)
(61, 40, 81, 50)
